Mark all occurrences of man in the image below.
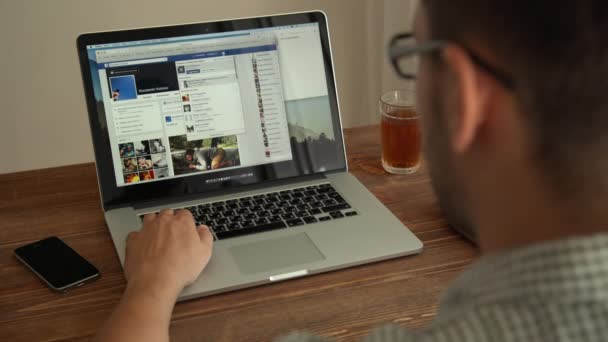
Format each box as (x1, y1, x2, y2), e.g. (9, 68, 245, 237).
(172, 149, 200, 173)
(95, 1, 608, 341)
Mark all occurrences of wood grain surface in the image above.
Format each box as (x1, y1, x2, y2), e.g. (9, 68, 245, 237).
(0, 125, 478, 341)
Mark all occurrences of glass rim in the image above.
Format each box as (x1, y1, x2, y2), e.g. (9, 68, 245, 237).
(380, 89, 415, 107)
(380, 90, 420, 120)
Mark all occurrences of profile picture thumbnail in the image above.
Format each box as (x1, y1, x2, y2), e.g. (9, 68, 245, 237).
(119, 142, 135, 158)
(134, 140, 150, 156)
(109, 75, 137, 101)
(124, 173, 140, 183)
(149, 139, 165, 153)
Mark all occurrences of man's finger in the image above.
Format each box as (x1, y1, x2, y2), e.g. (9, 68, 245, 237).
(142, 213, 156, 223)
(197, 225, 214, 247)
(127, 231, 138, 245)
(175, 209, 193, 218)
(158, 209, 175, 217)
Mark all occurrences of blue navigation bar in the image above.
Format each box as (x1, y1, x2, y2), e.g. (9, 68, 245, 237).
(98, 44, 276, 69)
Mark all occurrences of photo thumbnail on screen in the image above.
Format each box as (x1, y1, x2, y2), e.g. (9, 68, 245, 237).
(169, 135, 241, 175)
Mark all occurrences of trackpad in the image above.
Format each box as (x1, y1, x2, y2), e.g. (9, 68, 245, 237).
(230, 233, 325, 275)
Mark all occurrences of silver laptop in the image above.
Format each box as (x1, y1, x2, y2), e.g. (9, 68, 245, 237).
(76, 11, 422, 300)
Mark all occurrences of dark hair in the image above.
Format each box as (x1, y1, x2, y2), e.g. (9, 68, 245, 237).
(185, 149, 194, 156)
(423, 1, 608, 195)
(210, 137, 220, 148)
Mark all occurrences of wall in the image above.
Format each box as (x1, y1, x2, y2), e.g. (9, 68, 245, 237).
(0, 0, 414, 173)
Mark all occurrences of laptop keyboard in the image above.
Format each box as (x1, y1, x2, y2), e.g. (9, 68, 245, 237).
(139, 183, 358, 240)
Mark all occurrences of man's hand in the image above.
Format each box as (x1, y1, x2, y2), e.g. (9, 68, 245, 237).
(125, 209, 213, 298)
(94, 209, 213, 342)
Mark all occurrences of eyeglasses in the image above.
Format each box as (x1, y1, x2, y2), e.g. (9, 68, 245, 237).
(388, 32, 516, 90)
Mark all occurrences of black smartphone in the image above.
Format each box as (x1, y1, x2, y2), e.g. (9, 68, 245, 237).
(14, 236, 100, 292)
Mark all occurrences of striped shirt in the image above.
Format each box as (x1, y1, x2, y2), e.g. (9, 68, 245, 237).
(279, 233, 608, 341)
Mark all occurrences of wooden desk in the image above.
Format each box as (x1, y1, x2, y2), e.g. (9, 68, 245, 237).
(0, 125, 478, 341)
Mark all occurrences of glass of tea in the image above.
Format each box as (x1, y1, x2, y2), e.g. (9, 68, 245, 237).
(379, 90, 421, 174)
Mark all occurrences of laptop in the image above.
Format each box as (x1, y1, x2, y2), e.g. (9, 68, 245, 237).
(76, 11, 423, 300)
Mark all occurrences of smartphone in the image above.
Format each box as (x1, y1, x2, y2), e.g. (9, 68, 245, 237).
(14, 236, 100, 291)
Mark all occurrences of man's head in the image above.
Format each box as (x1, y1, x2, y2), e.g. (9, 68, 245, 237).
(415, 1, 608, 250)
(185, 149, 195, 161)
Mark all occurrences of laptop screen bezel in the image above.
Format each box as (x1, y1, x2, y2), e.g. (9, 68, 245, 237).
(76, 11, 347, 211)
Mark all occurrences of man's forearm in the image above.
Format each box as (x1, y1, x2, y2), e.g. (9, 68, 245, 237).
(94, 279, 180, 342)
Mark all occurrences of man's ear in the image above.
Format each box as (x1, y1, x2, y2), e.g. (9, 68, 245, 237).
(441, 44, 488, 154)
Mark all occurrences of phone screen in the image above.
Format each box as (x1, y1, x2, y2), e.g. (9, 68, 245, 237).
(14, 237, 99, 290)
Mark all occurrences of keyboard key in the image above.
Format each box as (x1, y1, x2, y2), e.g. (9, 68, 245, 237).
(266, 196, 279, 203)
(212, 205, 226, 212)
(230, 216, 243, 222)
(227, 222, 241, 230)
(214, 224, 227, 232)
(239, 200, 252, 208)
(208, 213, 222, 220)
(319, 216, 332, 222)
(315, 194, 329, 201)
(283, 206, 297, 213)
(309, 208, 322, 215)
(322, 203, 351, 213)
(244, 213, 257, 220)
(310, 202, 323, 208)
(215, 221, 287, 240)
(263, 203, 277, 210)
(215, 217, 229, 225)
(297, 204, 310, 211)
(254, 218, 269, 225)
(303, 216, 317, 224)
(330, 211, 344, 219)
(316, 187, 332, 194)
(345, 211, 358, 217)
(291, 192, 304, 198)
(281, 213, 295, 220)
(254, 198, 266, 205)
(212, 201, 225, 206)
(270, 208, 283, 215)
(225, 199, 238, 204)
(237, 208, 250, 214)
(289, 198, 303, 206)
(305, 185, 318, 190)
(322, 199, 337, 206)
(286, 218, 304, 227)
(241, 220, 254, 228)
(250, 205, 263, 212)
(268, 215, 282, 223)
(226, 203, 239, 210)
(296, 210, 309, 218)
(222, 210, 236, 218)
(257, 210, 270, 218)
(333, 195, 346, 203)
(279, 194, 291, 201)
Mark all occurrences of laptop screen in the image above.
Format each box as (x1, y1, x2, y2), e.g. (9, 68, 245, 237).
(86, 23, 339, 187)
(78, 13, 346, 209)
